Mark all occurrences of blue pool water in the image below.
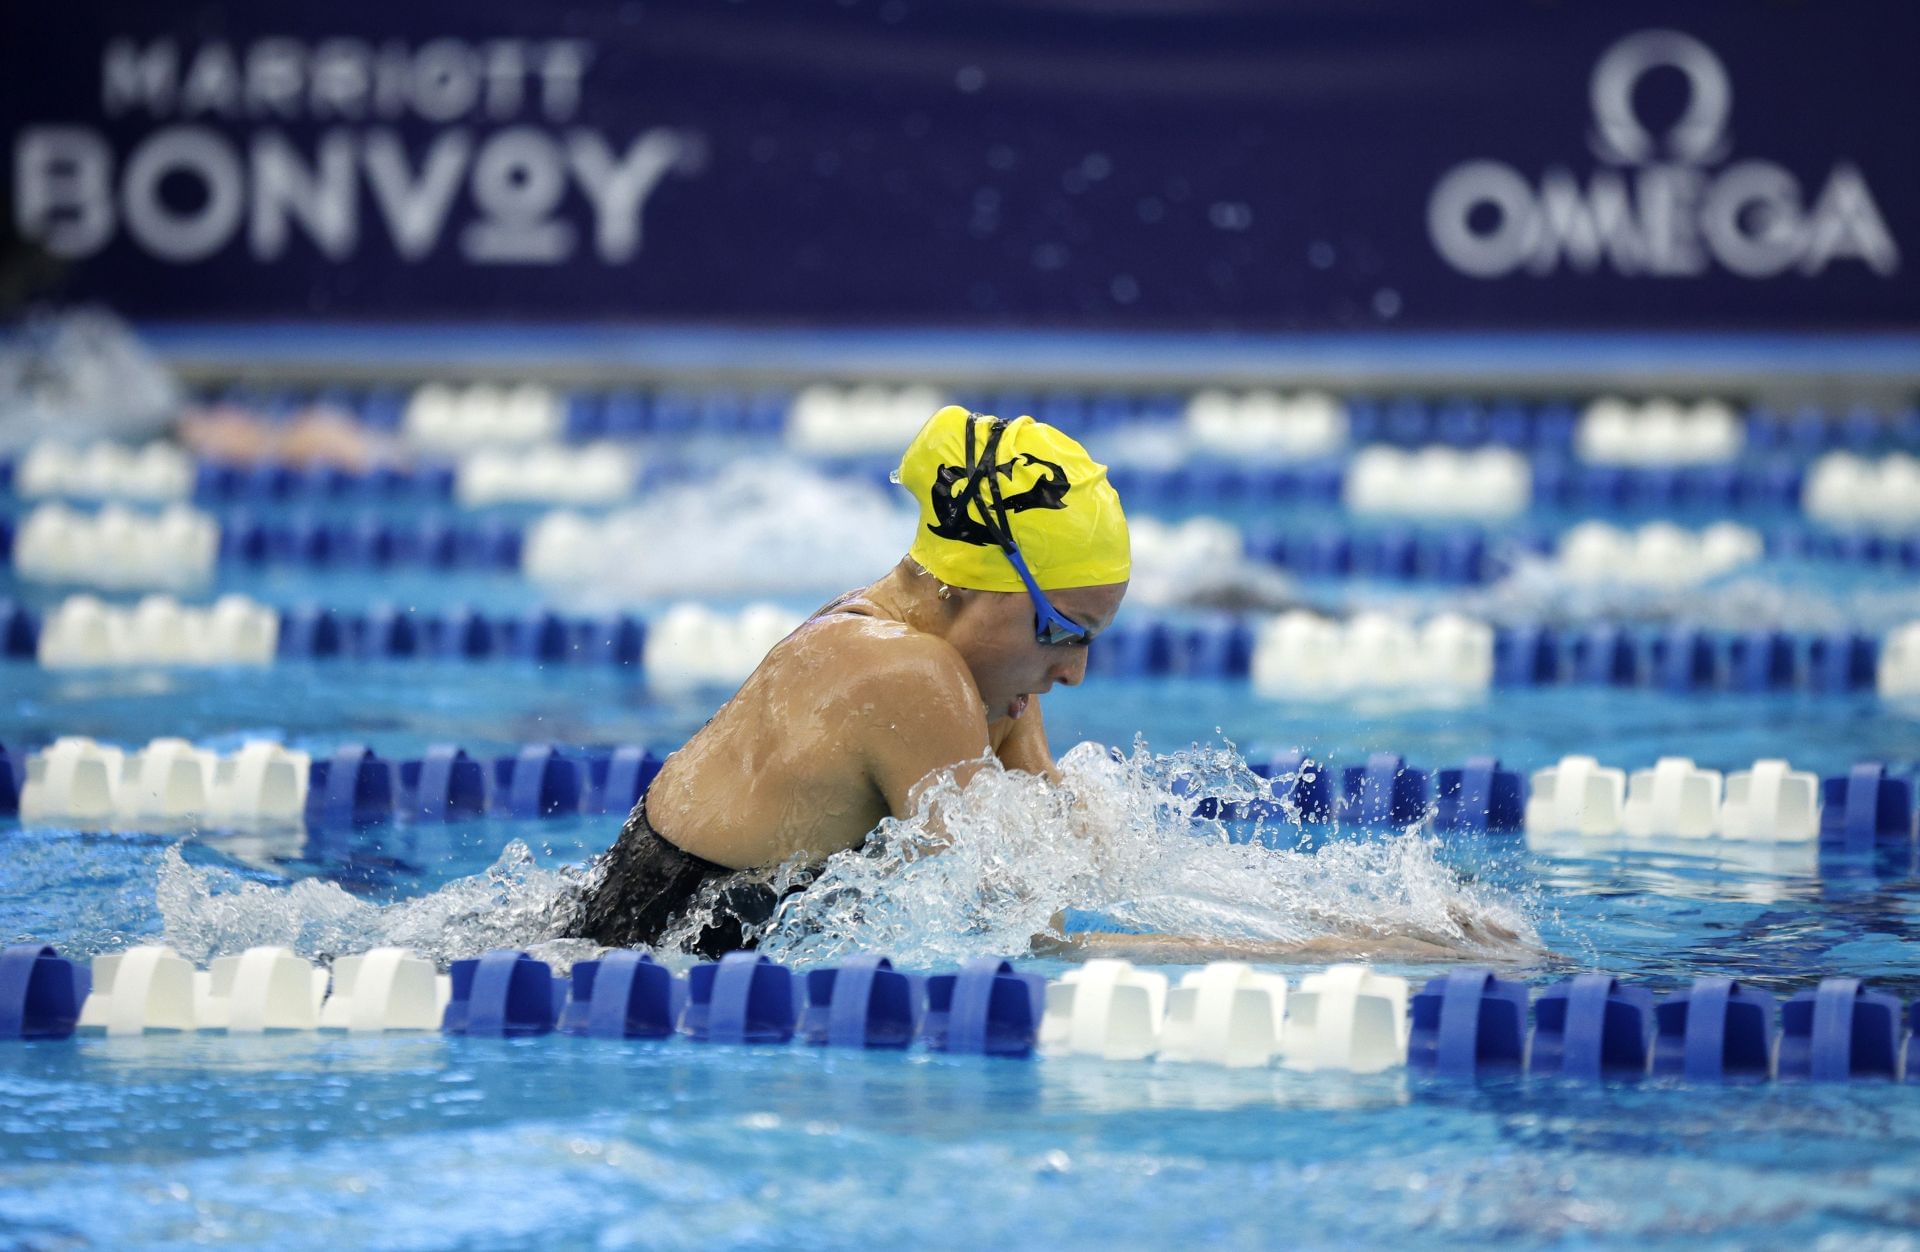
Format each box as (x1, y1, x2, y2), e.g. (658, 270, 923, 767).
(5, 445, 1920, 1247)
(5, 664, 1919, 1248)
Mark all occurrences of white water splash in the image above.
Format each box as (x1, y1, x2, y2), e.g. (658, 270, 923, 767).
(157, 839, 600, 970)
(155, 742, 1536, 971)
(525, 460, 914, 605)
(747, 740, 1536, 967)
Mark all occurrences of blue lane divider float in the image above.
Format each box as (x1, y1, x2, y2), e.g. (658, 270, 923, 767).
(1652, 977, 1777, 1082)
(0, 944, 89, 1040)
(399, 746, 489, 821)
(923, 958, 1047, 1057)
(17, 501, 1920, 590)
(1530, 974, 1657, 1080)
(1488, 624, 1884, 694)
(142, 386, 1914, 456)
(306, 745, 395, 827)
(0, 596, 1901, 694)
(10, 728, 1908, 841)
(800, 955, 921, 1049)
(13, 939, 1920, 1083)
(299, 743, 662, 827)
(0, 743, 22, 817)
(683, 952, 797, 1045)
(1434, 757, 1526, 832)
(1340, 753, 1432, 826)
(1408, 968, 1529, 1077)
(275, 607, 647, 665)
(1820, 762, 1916, 852)
(441, 949, 560, 1036)
(561, 950, 680, 1039)
(1777, 978, 1903, 1081)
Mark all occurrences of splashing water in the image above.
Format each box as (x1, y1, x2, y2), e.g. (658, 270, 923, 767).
(157, 840, 601, 970)
(155, 742, 1538, 970)
(528, 460, 915, 605)
(746, 740, 1537, 966)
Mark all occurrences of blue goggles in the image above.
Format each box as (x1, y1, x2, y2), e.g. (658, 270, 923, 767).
(953, 416, 1091, 648)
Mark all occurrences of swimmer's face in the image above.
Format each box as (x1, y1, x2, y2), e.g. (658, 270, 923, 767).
(946, 581, 1128, 721)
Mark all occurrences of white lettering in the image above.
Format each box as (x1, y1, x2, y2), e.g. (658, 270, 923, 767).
(538, 41, 593, 121)
(411, 39, 483, 123)
(1531, 169, 1645, 275)
(462, 127, 574, 262)
(1635, 165, 1707, 275)
(102, 39, 177, 116)
(1699, 160, 1801, 278)
(1800, 163, 1900, 276)
(308, 39, 373, 119)
(1431, 28, 1901, 283)
(178, 44, 242, 118)
(120, 125, 244, 261)
(1427, 161, 1537, 279)
(567, 128, 685, 262)
(372, 42, 416, 119)
(245, 39, 306, 120)
(250, 130, 357, 259)
(14, 127, 116, 258)
(481, 41, 529, 119)
(363, 128, 471, 260)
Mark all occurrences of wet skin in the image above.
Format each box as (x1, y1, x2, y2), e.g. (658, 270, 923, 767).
(643, 556, 1529, 960)
(645, 556, 1125, 872)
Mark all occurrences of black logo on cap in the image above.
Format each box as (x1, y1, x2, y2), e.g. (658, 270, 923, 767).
(927, 452, 1070, 547)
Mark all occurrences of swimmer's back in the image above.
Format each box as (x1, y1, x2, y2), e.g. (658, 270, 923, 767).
(643, 591, 992, 870)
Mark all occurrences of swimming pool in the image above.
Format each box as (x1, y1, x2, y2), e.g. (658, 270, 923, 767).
(3, 386, 1919, 1250)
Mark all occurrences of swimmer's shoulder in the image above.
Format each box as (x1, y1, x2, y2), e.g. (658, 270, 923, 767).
(777, 606, 981, 717)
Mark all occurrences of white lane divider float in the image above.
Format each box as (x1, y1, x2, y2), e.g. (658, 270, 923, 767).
(318, 949, 451, 1032)
(1575, 397, 1743, 465)
(194, 947, 328, 1033)
(1342, 446, 1532, 518)
(1184, 389, 1349, 460)
(1802, 452, 1920, 529)
(36, 594, 279, 669)
(1552, 521, 1762, 587)
(1881, 622, 1920, 698)
(1040, 959, 1169, 1061)
(12, 502, 219, 591)
(1251, 610, 1493, 698)
(786, 384, 947, 456)
(14, 440, 195, 501)
(453, 443, 639, 507)
(1526, 754, 1821, 841)
(644, 602, 804, 692)
(1277, 964, 1410, 1074)
(1158, 963, 1290, 1068)
(1622, 757, 1723, 839)
(18, 737, 309, 828)
(76, 945, 450, 1034)
(402, 382, 563, 450)
(77, 945, 198, 1035)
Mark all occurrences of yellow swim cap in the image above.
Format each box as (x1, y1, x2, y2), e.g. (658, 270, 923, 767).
(896, 405, 1130, 592)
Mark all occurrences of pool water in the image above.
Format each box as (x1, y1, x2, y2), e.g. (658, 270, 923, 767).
(5, 451, 1920, 1248)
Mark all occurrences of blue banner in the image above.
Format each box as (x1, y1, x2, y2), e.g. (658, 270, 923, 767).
(3, 1, 1915, 329)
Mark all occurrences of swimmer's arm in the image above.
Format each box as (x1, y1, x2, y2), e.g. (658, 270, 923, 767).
(855, 635, 995, 837)
(1030, 930, 1476, 963)
(990, 696, 1060, 784)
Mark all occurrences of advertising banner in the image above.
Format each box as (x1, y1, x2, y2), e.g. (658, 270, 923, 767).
(4, 1, 1915, 329)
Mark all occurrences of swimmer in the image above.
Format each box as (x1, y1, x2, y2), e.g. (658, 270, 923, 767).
(573, 405, 1522, 961)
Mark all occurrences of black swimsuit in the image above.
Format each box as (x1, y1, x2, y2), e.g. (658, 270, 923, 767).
(570, 593, 876, 957)
(572, 794, 800, 959)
